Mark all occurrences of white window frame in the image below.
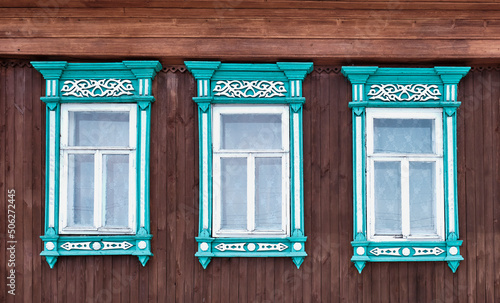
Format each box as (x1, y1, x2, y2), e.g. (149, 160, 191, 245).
(212, 105, 290, 238)
(59, 103, 137, 235)
(366, 108, 445, 242)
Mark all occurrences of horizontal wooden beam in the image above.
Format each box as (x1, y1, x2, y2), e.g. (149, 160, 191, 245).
(2, 38, 500, 64)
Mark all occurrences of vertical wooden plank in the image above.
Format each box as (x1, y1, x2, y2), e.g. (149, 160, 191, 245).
(175, 67, 187, 303)
(147, 71, 158, 303)
(20, 65, 33, 303)
(482, 70, 495, 303)
(264, 259, 274, 301)
(319, 71, 331, 303)
(153, 70, 168, 303)
(237, 258, 248, 303)
(0, 64, 7, 303)
(456, 68, 470, 303)
(398, 263, 408, 303)
(31, 65, 44, 303)
(182, 70, 196, 303)
(327, 71, 340, 303)
(165, 70, 178, 302)
(474, 69, 486, 303)
(339, 72, 354, 303)
(246, 259, 256, 303)
(13, 63, 25, 303)
(492, 69, 500, 303)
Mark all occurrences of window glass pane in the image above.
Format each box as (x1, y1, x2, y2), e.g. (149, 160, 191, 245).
(374, 161, 402, 236)
(255, 157, 282, 231)
(68, 154, 94, 227)
(69, 111, 130, 147)
(220, 158, 247, 230)
(221, 114, 282, 150)
(374, 118, 434, 154)
(410, 162, 437, 236)
(104, 154, 129, 228)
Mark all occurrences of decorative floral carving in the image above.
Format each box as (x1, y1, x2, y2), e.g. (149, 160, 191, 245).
(61, 79, 134, 97)
(213, 80, 286, 98)
(367, 84, 441, 102)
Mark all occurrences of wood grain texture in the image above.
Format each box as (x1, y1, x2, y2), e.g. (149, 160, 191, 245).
(0, 62, 500, 302)
(1, 2, 500, 62)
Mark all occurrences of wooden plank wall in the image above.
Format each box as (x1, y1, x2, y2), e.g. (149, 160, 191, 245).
(1, 1, 500, 62)
(1, 61, 500, 302)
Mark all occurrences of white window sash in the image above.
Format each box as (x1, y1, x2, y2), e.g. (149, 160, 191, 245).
(212, 105, 290, 238)
(59, 103, 137, 235)
(366, 108, 445, 242)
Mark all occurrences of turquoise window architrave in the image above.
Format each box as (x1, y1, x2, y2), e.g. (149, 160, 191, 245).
(185, 61, 313, 269)
(32, 61, 162, 268)
(342, 66, 470, 273)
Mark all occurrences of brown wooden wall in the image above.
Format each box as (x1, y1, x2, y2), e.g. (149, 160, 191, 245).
(2, 1, 500, 63)
(1, 60, 500, 303)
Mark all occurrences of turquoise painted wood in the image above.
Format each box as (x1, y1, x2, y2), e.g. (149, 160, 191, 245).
(31, 61, 162, 268)
(185, 61, 313, 269)
(342, 66, 470, 273)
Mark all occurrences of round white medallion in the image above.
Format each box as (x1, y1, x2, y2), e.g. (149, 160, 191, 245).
(92, 242, 102, 250)
(45, 242, 55, 251)
(449, 247, 458, 256)
(402, 248, 411, 256)
(247, 243, 256, 251)
(293, 243, 302, 251)
(138, 241, 148, 250)
(356, 247, 365, 255)
(200, 242, 209, 251)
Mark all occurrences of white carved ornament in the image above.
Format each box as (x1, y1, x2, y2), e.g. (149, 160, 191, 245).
(214, 243, 246, 252)
(257, 243, 288, 252)
(213, 80, 286, 98)
(413, 247, 445, 256)
(61, 79, 134, 97)
(60, 241, 133, 251)
(367, 84, 441, 102)
(369, 247, 401, 256)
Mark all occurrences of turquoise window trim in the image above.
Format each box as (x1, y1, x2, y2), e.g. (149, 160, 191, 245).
(342, 66, 470, 273)
(32, 61, 162, 268)
(185, 61, 313, 269)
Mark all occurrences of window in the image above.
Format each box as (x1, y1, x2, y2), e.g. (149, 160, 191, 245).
(212, 105, 290, 238)
(185, 61, 313, 268)
(342, 66, 470, 273)
(59, 104, 137, 234)
(366, 108, 444, 241)
(32, 61, 162, 268)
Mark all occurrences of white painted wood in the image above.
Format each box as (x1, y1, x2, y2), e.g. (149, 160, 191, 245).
(139, 79, 143, 95)
(49, 110, 56, 228)
(291, 80, 295, 97)
(401, 159, 410, 237)
(247, 155, 255, 232)
(359, 84, 363, 101)
(356, 116, 363, 233)
(447, 116, 455, 233)
(354, 84, 358, 101)
(145, 79, 149, 96)
(202, 113, 209, 230)
(52, 80, 56, 97)
(140, 110, 147, 228)
(204, 80, 208, 97)
(293, 112, 301, 230)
